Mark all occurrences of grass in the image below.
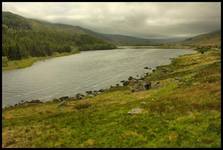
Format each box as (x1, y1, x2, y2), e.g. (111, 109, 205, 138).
(2, 50, 80, 71)
(2, 49, 221, 148)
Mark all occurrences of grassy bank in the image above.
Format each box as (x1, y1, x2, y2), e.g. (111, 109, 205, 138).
(118, 45, 194, 49)
(2, 50, 80, 71)
(2, 49, 221, 148)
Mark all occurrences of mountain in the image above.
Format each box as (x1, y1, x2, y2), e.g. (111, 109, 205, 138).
(83, 32, 154, 46)
(180, 30, 221, 47)
(67, 25, 155, 46)
(2, 11, 116, 60)
(2, 11, 170, 61)
(77, 27, 187, 46)
(2, 11, 220, 61)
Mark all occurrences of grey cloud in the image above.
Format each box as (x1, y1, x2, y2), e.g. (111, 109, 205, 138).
(2, 2, 221, 39)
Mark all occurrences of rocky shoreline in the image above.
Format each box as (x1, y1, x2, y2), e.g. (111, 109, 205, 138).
(3, 65, 160, 110)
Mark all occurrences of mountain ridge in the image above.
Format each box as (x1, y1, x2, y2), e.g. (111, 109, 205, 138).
(2, 11, 221, 61)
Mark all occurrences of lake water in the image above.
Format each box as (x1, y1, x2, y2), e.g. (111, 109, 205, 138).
(2, 48, 195, 107)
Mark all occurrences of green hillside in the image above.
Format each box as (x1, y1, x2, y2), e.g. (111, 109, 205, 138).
(157, 30, 221, 49)
(180, 30, 221, 47)
(2, 11, 116, 60)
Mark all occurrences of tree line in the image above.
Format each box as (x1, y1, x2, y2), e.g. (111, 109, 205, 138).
(2, 22, 116, 60)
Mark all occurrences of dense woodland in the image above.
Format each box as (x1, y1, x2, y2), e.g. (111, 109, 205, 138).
(2, 12, 116, 60)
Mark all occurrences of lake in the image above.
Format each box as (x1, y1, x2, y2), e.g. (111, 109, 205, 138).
(2, 48, 195, 107)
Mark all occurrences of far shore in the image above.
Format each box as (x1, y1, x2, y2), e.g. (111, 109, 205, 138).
(2, 51, 80, 71)
(118, 45, 193, 49)
(2, 45, 194, 71)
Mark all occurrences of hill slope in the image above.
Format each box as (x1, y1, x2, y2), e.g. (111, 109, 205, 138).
(2, 11, 116, 60)
(3, 11, 175, 61)
(180, 30, 221, 47)
(66, 25, 156, 46)
(2, 49, 221, 148)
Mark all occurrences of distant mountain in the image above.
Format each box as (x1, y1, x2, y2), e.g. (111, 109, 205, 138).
(70, 26, 154, 46)
(150, 37, 188, 44)
(180, 30, 221, 47)
(77, 27, 188, 46)
(89, 33, 154, 46)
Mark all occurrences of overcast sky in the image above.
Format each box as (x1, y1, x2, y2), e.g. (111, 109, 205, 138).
(2, 2, 221, 39)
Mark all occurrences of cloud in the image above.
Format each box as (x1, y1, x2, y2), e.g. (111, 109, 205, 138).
(2, 2, 221, 39)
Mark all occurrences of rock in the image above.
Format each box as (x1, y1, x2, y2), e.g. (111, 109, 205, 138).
(93, 90, 99, 95)
(129, 78, 138, 85)
(94, 91, 99, 95)
(57, 100, 66, 107)
(128, 108, 144, 115)
(143, 82, 151, 90)
(152, 81, 160, 88)
(29, 100, 42, 103)
(53, 98, 60, 102)
(88, 94, 95, 98)
(140, 101, 147, 105)
(86, 91, 97, 97)
(140, 76, 145, 80)
(19, 99, 41, 105)
(99, 89, 104, 92)
(128, 76, 133, 80)
(130, 80, 151, 92)
(131, 89, 135, 92)
(121, 80, 129, 86)
(144, 66, 149, 69)
(59, 96, 69, 101)
(86, 91, 93, 94)
(76, 93, 84, 100)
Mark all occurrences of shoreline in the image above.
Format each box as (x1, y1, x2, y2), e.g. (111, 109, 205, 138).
(2, 47, 193, 71)
(2, 49, 196, 110)
(2, 51, 80, 71)
(2, 49, 221, 147)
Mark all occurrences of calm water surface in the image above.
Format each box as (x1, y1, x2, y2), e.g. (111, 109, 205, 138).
(2, 48, 195, 107)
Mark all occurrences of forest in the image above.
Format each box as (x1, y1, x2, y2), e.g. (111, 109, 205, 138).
(2, 12, 116, 60)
